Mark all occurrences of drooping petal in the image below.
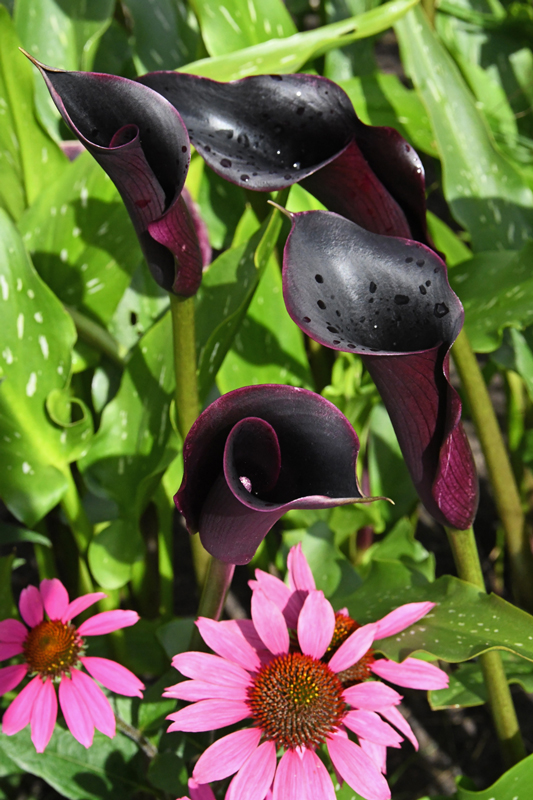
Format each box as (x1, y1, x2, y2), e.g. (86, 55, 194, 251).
(251, 589, 289, 657)
(287, 542, 316, 592)
(297, 590, 335, 659)
(70, 668, 116, 738)
(19, 585, 43, 628)
(359, 738, 388, 774)
(343, 710, 403, 747)
(301, 749, 336, 800)
(188, 778, 217, 800)
(327, 731, 391, 800)
(40, 579, 69, 621)
(375, 602, 435, 639)
(226, 740, 277, 800)
(0, 619, 28, 644)
(379, 705, 418, 750)
(328, 623, 378, 674)
(31, 677, 58, 752)
(272, 748, 305, 800)
(175, 385, 368, 565)
(0, 663, 28, 694)
(171, 651, 254, 686)
(166, 698, 250, 732)
(77, 609, 140, 636)
(165, 679, 249, 702)
(80, 656, 144, 697)
(3, 675, 43, 735)
(195, 618, 262, 672)
(58, 675, 94, 748)
(282, 209, 478, 529)
(62, 593, 106, 623)
(371, 657, 449, 690)
(193, 728, 262, 783)
(343, 682, 403, 711)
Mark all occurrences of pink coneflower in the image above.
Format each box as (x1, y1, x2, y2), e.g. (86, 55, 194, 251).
(178, 777, 216, 800)
(165, 545, 448, 800)
(0, 578, 144, 752)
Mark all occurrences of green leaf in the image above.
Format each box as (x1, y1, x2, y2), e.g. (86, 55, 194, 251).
(491, 327, 533, 402)
(80, 314, 178, 588)
(182, 0, 419, 81)
(449, 241, 533, 352)
(364, 517, 435, 581)
(456, 752, 533, 799)
(0, 210, 91, 526)
(346, 567, 533, 664)
(429, 652, 533, 710)
(156, 617, 196, 659)
(122, 0, 200, 73)
(196, 204, 284, 401)
(19, 152, 142, 327)
(0, 554, 16, 619)
(426, 211, 471, 267)
(0, 521, 51, 548)
(196, 163, 247, 250)
(0, 725, 146, 800)
(217, 251, 313, 393)
(0, 7, 66, 219)
(195, 0, 296, 57)
(15, 0, 114, 141)
(396, 6, 533, 251)
(147, 752, 188, 795)
(107, 260, 169, 354)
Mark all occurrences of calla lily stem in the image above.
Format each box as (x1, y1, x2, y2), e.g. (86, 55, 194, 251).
(190, 558, 236, 650)
(452, 329, 533, 612)
(446, 525, 526, 767)
(59, 466, 94, 596)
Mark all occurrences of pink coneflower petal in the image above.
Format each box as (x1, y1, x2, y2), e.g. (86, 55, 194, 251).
(40, 579, 69, 621)
(19, 585, 43, 628)
(172, 652, 253, 687)
(193, 728, 262, 783)
(80, 656, 144, 697)
(328, 622, 378, 673)
(188, 778, 216, 800)
(59, 675, 94, 748)
(250, 570, 291, 613)
(165, 679, 250, 702)
(297, 590, 335, 659)
(166, 699, 250, 732)
(273, 748, 304, 800)
(371, 657, 449, 690)
(31, 677, 58, 752)
(375, 602, 435, 639)
(196, 618, 261, 672)
(2, 674, 43, 735)
(301, 749, 336, 800)
(0, 619, 27, 644)
(0, 663, 28, 694)
(343, 710, 403, 746)
(343, 682, 402, 710)
(0, 643, 24, 660)
(77, 609, 140, 636)
(360, 738, 388, 774)
(61, 592, 106, 623)
(251, 589, 289, 656)
(227, 740, 277, 800)
(287, 543, 315, 592)
(327, 731, 391, 800)
(379, 705, 418, 750)
(219, 619, 269, 655)
(70, 668, 115, 738)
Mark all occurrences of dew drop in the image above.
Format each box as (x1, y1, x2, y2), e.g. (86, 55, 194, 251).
(181, 146, 187, 153)
(434, 302, 449, 318)
(303, 316, 311, 323)
(434, 268, 440, 274)
(333, 339, 340, 344)
(237, 133, 249, 147)
(220, 158, 232, 168)
(405, 257, 413, 263)
(240, 174, 250, 182)
(204, 144, 211, 152)
(317, 300, 326, 310)
(419, 285, 427, 295)
(327, 326, 339, 334)
(425, 280, 431, 287)
(336, 310, 341, 317)
(416, 259, 425, 267)
(284, 174, 291, 180)
(369, 281, 377, 293)
(315, 274, 324, 283)
(394, 295, 410, 305)
(348, 343, 356, 348)
(292, 162, 300, 169)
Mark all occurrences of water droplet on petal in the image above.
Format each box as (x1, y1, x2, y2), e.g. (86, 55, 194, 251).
(394, 295, 410, 305)
(434, 302, 449, 318)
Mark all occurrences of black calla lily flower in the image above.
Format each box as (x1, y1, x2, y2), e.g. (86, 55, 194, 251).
(136, 72, 429, 243)
(27, 55, 203, 296)
(282, 210, 478, 530)
(175, 384, 378, 564)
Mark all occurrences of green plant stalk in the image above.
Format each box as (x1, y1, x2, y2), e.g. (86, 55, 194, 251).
(452, 329, 533, 612)
(190, 557, 236, 650)
(154, 485, 174, 619)
(34, 543, 56, 580)
(446, 525, 526, 767)
(59, 466, 94, 595)
(65, 306, 127, 366)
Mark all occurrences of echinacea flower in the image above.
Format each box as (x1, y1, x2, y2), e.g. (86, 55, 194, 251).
(26, 55, 203, 296)
(178, 777, 216, 800)
(281, 210, 478, 530)
(0, 578, 144, 752)
(175, 384, 380, 565)
(164, 545, 447, 800)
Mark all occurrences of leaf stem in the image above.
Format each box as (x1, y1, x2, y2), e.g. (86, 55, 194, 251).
(59, 466, 94, 595)
(65, 306, 127, 367)
(169, 293, 211, 588)
(452, 329, 533, 612)
(446, 525, 526, 767)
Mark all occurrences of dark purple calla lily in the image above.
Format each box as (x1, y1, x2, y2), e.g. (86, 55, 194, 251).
(175, 384, 379, 565)
(136, 72, 429, 244)
(27, 55, 203, 296)
(282, 210, 478, 530)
